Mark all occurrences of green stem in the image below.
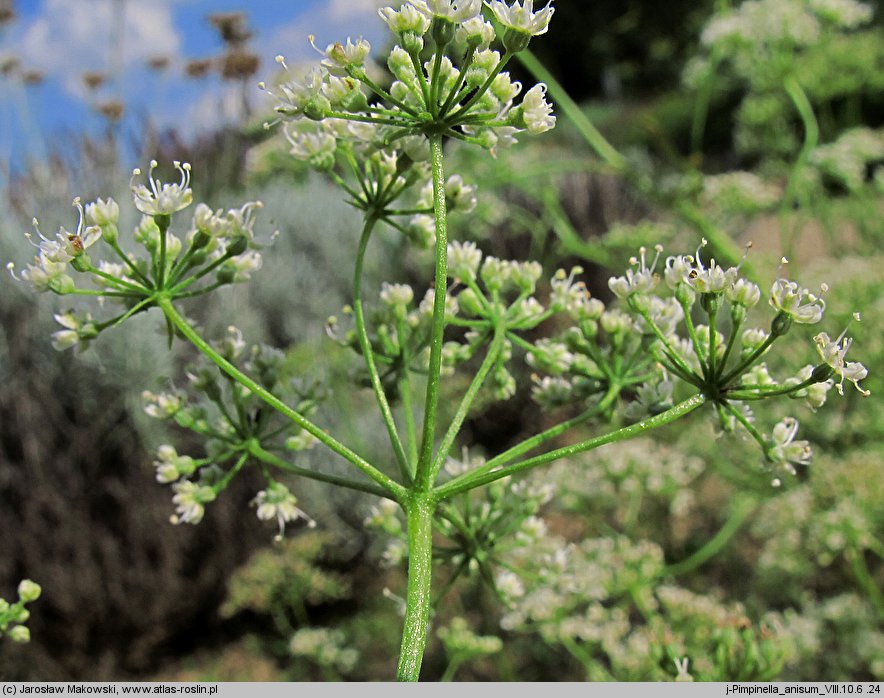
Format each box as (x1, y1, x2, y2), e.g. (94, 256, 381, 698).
(436, 394, 706, 499)
(108, 239, 152, 288)
(158, 296, 406, 501)
(397, 318, 420, 472)
(247, 442, 393, 499)
(716, 311, 743, 380)
(353, 216, 412, 482)
(439, 656, 464, 682)
(416, 134, 450, 490)
(721, 332, 778, 385)
(483, 400, 611, 473)
(845, 545, 884, 620)
(690, 48, 724, 156)
(156, 217, 169, 289)
(664, 497, 758, 576)
(780, 76, 820, 255)
(517, 49, 625, 170)
(396, 495, 436, 681)
(428, 325, 505, 482)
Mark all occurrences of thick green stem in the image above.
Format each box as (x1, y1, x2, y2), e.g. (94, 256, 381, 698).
(416, 134, 450, 490)
(396, 495, 436, 681)
(158, 296, 407, 501)
(436, 394, 706, 499)
(353, 216, 412, 482)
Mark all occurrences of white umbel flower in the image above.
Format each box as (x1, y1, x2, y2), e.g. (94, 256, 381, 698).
(253, 482, 314, 538)
(770, 279, 826, 324)
(486, 0, 555, 36)
(519, 83, 556, 134)
(130, 160, 193, 216)
(411, 0, 483, 23)
(814, 329, 870, 396)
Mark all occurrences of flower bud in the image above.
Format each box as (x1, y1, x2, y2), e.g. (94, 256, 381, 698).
(8, 625, 30, 644)
(810, 363, 835, 383)
(430, 16, 457, 47)
(16, 580, 41, 603)
(771, 311, 792, 337)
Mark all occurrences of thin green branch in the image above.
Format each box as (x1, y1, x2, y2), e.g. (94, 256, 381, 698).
(664, 496, 758, 576)
(428, 325, 506, 483)
(158, 296, 406, 500)
(436, 394, 706, 499)
(353, 216, 412, 483)
(248, 442, 394, 499)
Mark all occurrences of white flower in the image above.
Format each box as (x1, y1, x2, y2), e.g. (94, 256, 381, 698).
(142, 390, 185, 419)
(445, 174, 478, 212)
(285, 122, 338, 173)
(224, 250, 263, 282)
(260, 61, 328, 120)
(518, 83, 556, 134)
(495, 570, 525, 600)
(456, 16, 496, 48)
(486, 0, 555, 36)
(687, 243, 737, 293)
(130, 160, 193, 216)
(252, 482, 314, 537)
(28, 199, 102, 264)
(11, 254, 74, 293)
(170, 480, 216, 524)
(769, 278, 825, 324)
(411, 0, 483, 24)
(785, 364, 834, 411)
(814, 330, 869, 396)
(152, 444, 196, 484)
(317, 37, 371, 76)
(224, 201, 263, 239)
(768, 417, 813, 470)
(448, 240, 483, 281)
(664, 254, 695, 290)
(727, 278, 761, 307)
(51, 311, 96, 351)
(608, 245, 662, 299)
(84, 197, 120, 227)
(379, 3, 432, 35)
(380, 282, 415, 309)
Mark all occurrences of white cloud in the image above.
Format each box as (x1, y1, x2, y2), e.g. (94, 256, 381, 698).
(11, 0, 181, 99)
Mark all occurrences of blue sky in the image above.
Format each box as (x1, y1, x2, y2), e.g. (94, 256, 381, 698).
(0, 0, 389, 171)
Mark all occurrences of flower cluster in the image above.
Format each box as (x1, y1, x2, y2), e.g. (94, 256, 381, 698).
(261, 0, 555, 217)
(513, 241, 868, 485)
(143, 330, 322, 532)
(0, 580, 41, 644)
(808, 126, 884, 192)
(8, 162, 270, 352)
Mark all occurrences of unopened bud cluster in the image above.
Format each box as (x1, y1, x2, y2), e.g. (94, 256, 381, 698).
(0, 579, 42, 644)
(143, 332, 321, 534)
